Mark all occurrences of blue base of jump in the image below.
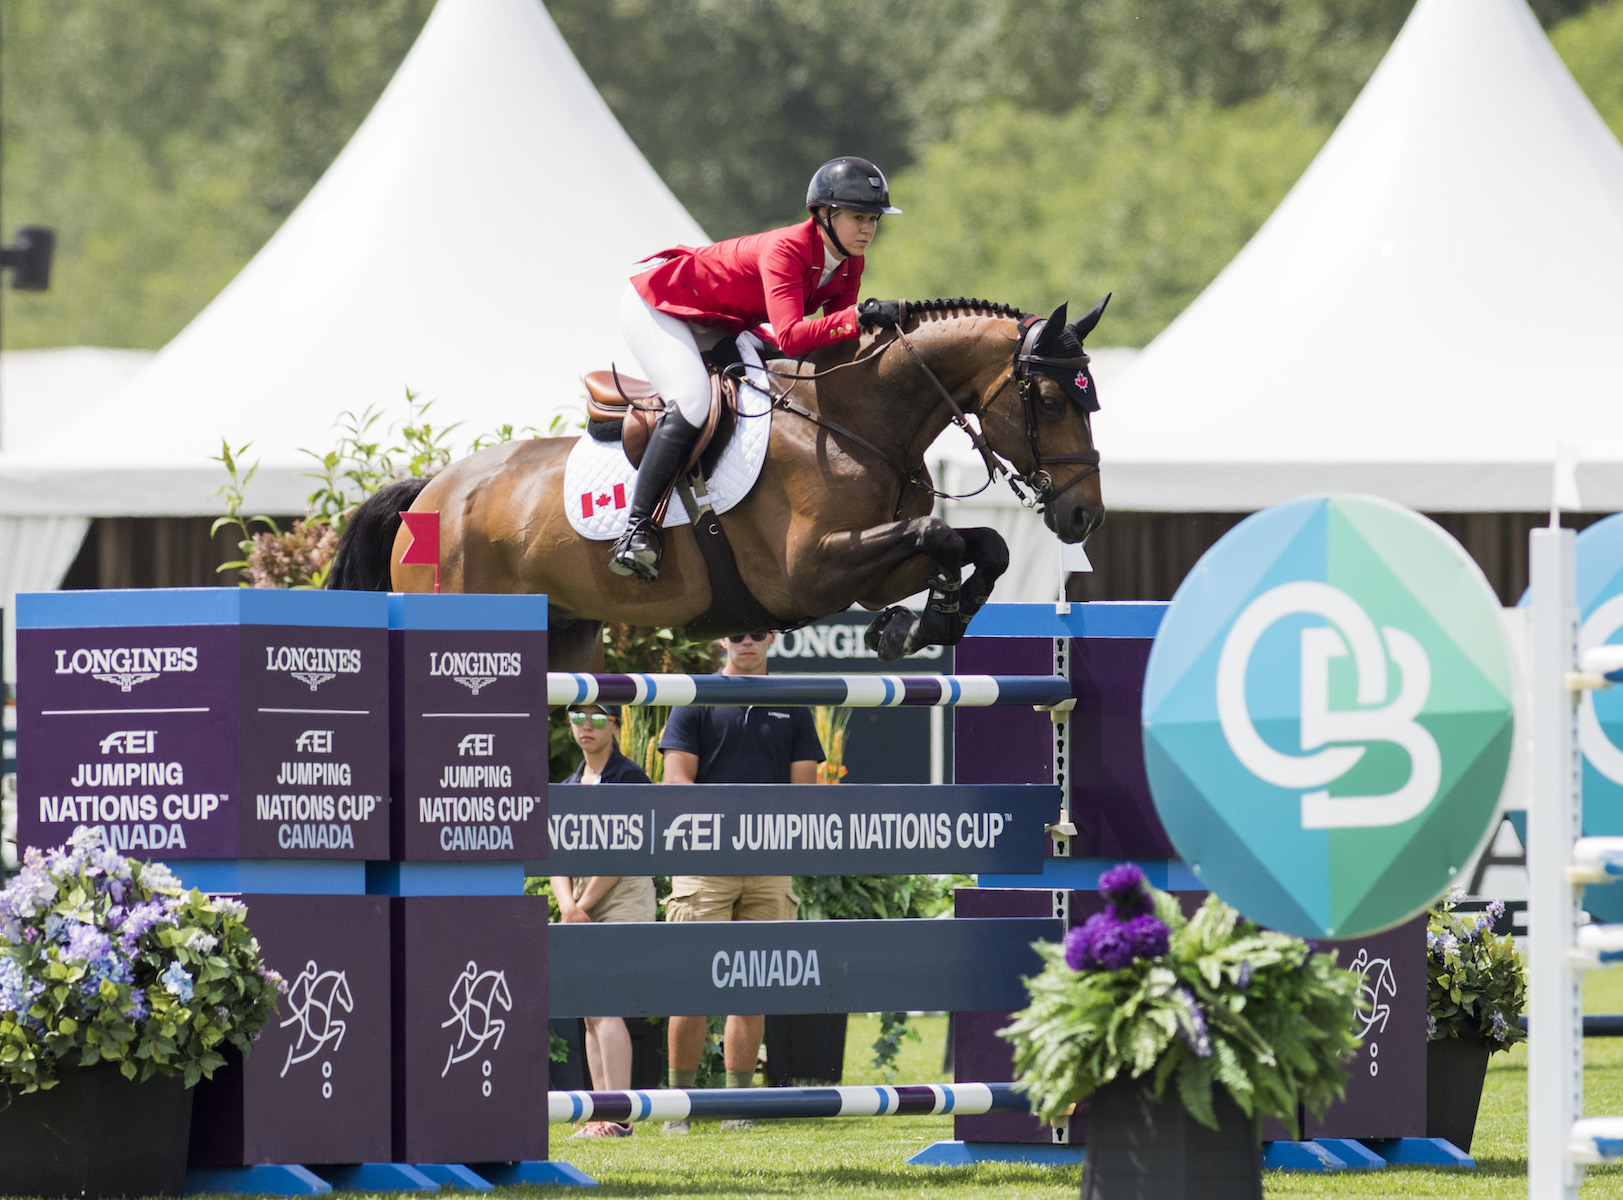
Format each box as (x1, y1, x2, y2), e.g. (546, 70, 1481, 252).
(416, 1163, 494, 1190)
(471, 1160, 599, 1187)
(314, 1163, 439, 1191)
(908, 1140, 1086, 1167)
(1262, 1141, 1356, 1171)
(1310, 1138, 1387, 1169)
(186, 1164, 332, 1195)
(1365, 1136, 1475, 1168)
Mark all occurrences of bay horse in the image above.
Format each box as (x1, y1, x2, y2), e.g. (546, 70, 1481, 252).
(328, 296, 1108, 670)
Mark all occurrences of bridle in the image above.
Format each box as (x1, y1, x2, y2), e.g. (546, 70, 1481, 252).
(889, 304, 1101, 512)
(757, 301, 1101, 515)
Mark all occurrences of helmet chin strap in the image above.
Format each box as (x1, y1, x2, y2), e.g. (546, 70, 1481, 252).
(815, 207, 854, 259)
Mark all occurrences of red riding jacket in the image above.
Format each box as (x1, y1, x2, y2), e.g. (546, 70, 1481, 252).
(631, 218, 862, 357)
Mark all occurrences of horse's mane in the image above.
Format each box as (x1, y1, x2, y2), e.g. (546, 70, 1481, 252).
(905, 297, 1025, 320)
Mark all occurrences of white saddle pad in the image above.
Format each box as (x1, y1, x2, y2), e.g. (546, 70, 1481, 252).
(563, 333, 774, 541)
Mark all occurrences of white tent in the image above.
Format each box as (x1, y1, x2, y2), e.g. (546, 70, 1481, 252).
(1099, 0, 1623, 513)
(0, 0, 704, 520)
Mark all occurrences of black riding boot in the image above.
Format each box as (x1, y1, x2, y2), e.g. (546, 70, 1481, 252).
(609, 408, 702, 582)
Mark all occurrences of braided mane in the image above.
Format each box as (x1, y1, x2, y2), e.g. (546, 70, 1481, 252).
(905, 297, 1025, 320)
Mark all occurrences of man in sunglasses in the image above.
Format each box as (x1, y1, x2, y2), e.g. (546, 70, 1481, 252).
(657, 631, 824, 1132)
(552, 704, 655, 1138)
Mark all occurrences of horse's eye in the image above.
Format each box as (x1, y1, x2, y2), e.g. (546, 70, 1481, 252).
(1040, 391, 1062, 416)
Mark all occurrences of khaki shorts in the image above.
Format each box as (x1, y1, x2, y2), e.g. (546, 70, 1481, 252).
(664, 875, 799, 923)
(573, 875, 657, 924)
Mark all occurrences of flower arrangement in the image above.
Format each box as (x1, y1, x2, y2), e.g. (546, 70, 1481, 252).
(1002, 864, 1362, 1135)
(1426, 889, 1526, 1050)
(0, 826, 286, 1093)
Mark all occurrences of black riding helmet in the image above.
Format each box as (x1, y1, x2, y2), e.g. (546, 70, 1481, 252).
(806, 157, 901, 257)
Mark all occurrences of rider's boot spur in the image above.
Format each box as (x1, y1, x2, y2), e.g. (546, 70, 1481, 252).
(609, 408, 701, 582)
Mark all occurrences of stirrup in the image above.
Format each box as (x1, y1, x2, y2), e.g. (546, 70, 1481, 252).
(609, 520, 664, 582)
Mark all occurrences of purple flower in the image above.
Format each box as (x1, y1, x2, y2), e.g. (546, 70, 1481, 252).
(1491, 1012, 1510, 1042)
(63, 924, 112, 964)
(1098, 863, 1151, 917)
(1123, 914, 1170, 960)
(1092, 920, 1136, 970)
(1235, 961, 1252, 990)
(116, 900, 169, 951)
(1486, 899, 1506, 922)
(1058, 922, 1097, 974)
(1175, 988, 1211, 1057)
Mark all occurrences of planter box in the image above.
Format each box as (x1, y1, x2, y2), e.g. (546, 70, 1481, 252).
(0, 1064, 193, 1198)
(1426, 1035, 1492, 1153)
(1081, 1077, 1261, 1200)
(765, 1012, 847, 1085)
(17, 589, 389, 859)
(388, 594, 548, 861)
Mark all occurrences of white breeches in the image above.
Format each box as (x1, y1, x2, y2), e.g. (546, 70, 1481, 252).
(619, 284, 714, 425)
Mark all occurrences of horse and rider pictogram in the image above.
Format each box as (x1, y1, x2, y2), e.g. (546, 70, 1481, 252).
(279, 959, 355, 1083)
(441, 960, 513, 1081)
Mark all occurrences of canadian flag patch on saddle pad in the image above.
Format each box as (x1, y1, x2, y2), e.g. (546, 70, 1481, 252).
(562, 334, 775, 542)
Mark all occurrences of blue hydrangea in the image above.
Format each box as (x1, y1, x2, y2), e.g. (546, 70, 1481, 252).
(161, 962, 194, 1003)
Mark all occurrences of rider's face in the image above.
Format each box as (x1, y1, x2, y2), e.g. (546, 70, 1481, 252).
(819, 208, 880, 258)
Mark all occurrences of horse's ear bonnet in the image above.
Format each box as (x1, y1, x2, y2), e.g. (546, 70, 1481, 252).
(1028, 301, 1099, 412)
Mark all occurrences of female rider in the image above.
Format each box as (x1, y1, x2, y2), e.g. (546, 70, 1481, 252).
(610, 156, 903, 582)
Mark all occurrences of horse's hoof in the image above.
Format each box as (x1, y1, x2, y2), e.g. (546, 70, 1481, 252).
(865, 606, 910, 656)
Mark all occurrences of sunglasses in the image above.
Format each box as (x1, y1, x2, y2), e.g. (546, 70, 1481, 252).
(728, 632, 770, 644)
(568, 711, 611, 728)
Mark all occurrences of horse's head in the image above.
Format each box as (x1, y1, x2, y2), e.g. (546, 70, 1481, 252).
(974, 296, 1108, 544)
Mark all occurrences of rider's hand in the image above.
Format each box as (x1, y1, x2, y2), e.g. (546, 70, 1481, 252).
(858, 298, 901, 331)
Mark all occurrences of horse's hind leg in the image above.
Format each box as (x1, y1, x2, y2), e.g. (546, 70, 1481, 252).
(548, 617, 606, 674)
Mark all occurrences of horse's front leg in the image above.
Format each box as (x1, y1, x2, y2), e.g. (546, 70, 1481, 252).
(953, 526, 1011, 633)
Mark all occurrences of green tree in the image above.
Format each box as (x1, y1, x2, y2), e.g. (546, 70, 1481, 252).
(865, 95, 1328, 346)
(1551, 0, 1623, 142)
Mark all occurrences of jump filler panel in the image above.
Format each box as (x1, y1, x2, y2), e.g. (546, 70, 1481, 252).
(388, 593, 548, 861)
(17, 590, 389, 859)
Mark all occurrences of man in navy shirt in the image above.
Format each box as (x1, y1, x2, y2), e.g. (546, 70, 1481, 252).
(658, 631, 823, 1131)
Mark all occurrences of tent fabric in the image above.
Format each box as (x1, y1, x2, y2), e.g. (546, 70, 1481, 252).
(0, 0, 704, 517)
(1099, 0, 1623, 513)
(0, 516, 92, 683)
(0, 349, 153, 453)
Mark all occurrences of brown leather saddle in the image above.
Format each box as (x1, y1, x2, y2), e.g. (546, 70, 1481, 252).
(581, 362, 740, 476)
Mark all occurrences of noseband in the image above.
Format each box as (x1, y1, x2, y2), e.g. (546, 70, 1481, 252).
(890, 305, 1101, 513)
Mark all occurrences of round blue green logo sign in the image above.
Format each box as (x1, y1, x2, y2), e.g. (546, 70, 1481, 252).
(1141, 495, 1514, 938)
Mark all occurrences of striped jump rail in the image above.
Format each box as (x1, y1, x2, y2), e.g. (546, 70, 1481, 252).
(551, 1082, 1031, 1125)
(548, 672, 1072, 709)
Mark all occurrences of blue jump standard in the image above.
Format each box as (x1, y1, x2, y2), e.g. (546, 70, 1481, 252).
(909, 1141, 1087, 1167)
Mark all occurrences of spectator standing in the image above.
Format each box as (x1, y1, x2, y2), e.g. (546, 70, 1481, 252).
(552, 702, 655, 1139)
(658, 631, 824, 1132)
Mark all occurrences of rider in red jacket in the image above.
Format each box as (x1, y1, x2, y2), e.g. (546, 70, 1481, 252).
(610, 157, 904, 583)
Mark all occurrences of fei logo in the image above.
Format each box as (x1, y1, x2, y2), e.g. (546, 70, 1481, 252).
(1142, 495, 1513, 940)
(1216, 581, 1440, 831)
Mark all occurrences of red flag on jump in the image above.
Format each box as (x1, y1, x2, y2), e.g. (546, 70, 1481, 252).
(399, 510, 441, 593)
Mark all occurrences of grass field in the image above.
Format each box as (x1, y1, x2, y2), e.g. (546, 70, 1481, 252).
(542, 971, 1623, 1199)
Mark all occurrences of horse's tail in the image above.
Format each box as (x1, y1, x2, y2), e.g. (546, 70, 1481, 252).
(326, 477, 432, 591)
